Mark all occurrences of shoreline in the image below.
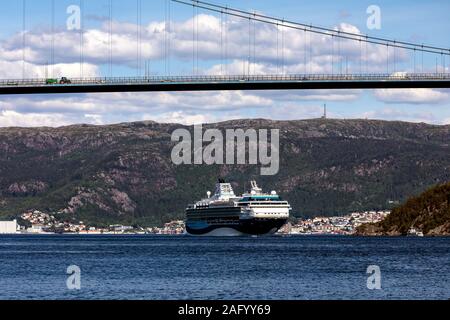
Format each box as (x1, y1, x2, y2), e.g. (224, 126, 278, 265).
(1, 232, 448, 237)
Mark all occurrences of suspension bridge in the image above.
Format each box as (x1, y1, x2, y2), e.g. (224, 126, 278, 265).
(0, 0, 449, 95)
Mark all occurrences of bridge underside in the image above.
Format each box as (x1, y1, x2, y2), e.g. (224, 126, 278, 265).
(1, 78, 450, 95)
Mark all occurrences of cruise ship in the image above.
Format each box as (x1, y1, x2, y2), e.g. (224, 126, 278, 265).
(185, 180, 291, 236)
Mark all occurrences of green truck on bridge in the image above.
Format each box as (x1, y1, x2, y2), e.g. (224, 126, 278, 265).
(46, 77, 72, 85)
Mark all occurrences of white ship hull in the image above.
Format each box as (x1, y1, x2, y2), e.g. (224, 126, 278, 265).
(186, 226, 279, 237)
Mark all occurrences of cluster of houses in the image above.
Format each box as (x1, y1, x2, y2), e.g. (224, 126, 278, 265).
(0, 210, 186, 235)
(1, 209, 389, 236)
(146, 220, 185, 235)
(279, 211, 390, 235)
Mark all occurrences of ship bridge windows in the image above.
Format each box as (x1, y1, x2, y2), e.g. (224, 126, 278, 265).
(242, 202, 289, 206)
(240, 196, 281, 202)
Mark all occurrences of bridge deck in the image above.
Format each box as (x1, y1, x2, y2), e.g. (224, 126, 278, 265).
(1, 74, 450, 95)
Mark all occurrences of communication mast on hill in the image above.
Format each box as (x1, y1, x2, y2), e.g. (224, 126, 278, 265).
(321, 104, 327, 119)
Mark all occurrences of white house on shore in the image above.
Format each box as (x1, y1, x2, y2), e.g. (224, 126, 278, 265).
(0, 220, 19, 234)
(26, 224, 46, 234)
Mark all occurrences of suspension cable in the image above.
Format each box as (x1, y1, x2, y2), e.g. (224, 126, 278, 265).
(365, 37, 368, 74)
(51, 0, 55, 77)
(22, 0, 26, 79)
(164, 0, 167, 75)
(331, 35, 334, 75)
(220, 10, 223, 75)
(80, 0, 84, 78)
(192, 4, 195, 75)
(359, 38, 362, 74)
(251, 13, 254, 75)
(309, 25, 312, 74)
(303, 28, 306, 74)
(196, 4, 199, 74)
(225, 7, 228, 75)
(109, 0, 112, 77)
(337, 31, 341, 74)
(276, 23, 279, 74)
(176, 0, 450, 56)
(172, 0, 450, 57)
(386, 43, 389, 74)
(248, 16, 251, 76)
(168, 0, 171, 76)
(422, 47, 424, 73)
(137, 0, 142, 77)
(393, 41, 396, 74)
(444, 53, 446, 73)
(281, 20, 285, 75)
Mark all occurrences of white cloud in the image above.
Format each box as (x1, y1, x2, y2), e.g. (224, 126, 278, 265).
(0, 110, 71, 127)
(0, 60, 99, 79)
(373, 89, 450, 104)
(0, 14, 408, 77)
(256, 90, 359, 102)
(0, 13, 446, 127)
(0, 90, 274, 127)
(360, 107, 438, 124)
(144, 111, 219, 125)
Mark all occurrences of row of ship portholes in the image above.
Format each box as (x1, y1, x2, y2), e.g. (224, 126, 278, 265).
(255, 213, 284, 215)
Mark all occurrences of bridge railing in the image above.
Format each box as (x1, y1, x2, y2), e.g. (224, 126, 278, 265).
(1, 73, 450, 87)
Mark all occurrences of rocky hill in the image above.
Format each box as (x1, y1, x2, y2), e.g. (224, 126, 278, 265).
(357, 182, 450, 236)
(1, 119, 450, 227)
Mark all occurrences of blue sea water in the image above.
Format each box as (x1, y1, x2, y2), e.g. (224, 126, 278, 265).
(0, 235, 449, 300)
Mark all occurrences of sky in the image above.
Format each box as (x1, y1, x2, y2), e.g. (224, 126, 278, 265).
(0, 0, 449, 127)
